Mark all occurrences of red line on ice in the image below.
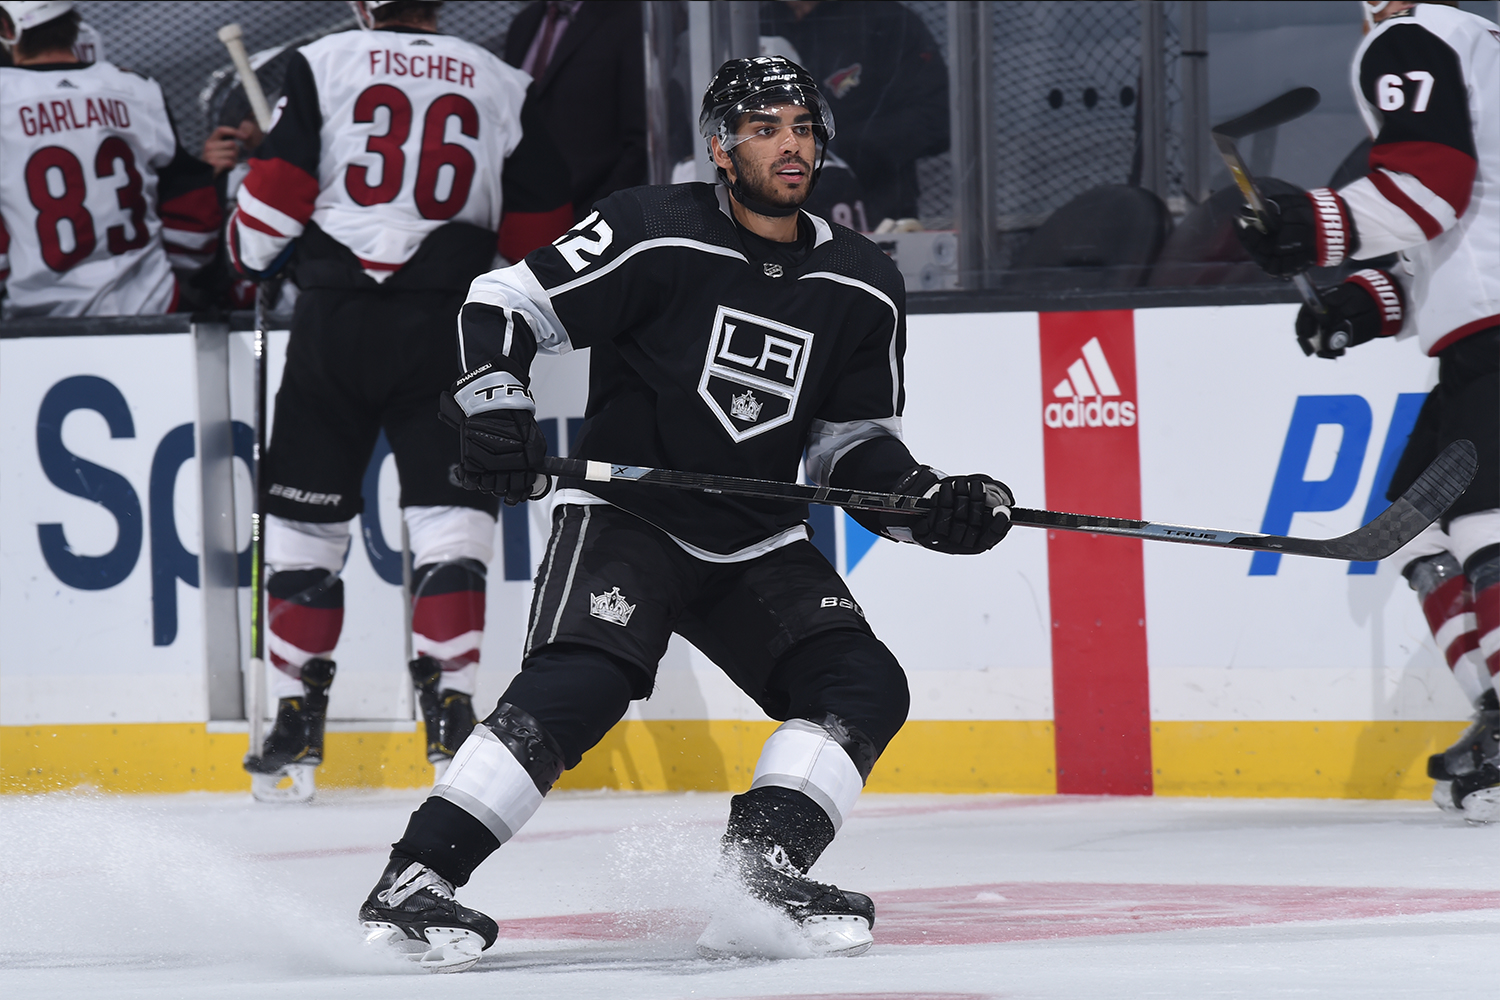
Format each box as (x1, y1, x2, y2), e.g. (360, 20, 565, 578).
(488, 882, 1500, 945)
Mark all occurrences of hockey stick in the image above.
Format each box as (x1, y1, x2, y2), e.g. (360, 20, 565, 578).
(216, 23, 274, 131)
(539, 439, 1476, 563)
(245, 282, 272, 762)
(216, 20, 275, 761)
(1210, 87, 1333, 329)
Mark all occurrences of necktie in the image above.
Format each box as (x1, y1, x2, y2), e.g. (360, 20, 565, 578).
(532, 3, 565, 79)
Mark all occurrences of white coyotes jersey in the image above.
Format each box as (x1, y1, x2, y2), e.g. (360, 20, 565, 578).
(0, 62, 179, 318)
(1346, 5, 1500, 354)
(296, 29, 530, 277)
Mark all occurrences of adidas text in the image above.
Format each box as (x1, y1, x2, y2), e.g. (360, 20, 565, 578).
(1044, 398, 1135, 429)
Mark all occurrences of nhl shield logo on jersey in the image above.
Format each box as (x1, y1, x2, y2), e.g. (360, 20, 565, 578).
(699, 306, 814, 442)
(589, 587, 637, 627)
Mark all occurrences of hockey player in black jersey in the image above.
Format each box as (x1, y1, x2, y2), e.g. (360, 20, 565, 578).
(358, 56, 1015, 971)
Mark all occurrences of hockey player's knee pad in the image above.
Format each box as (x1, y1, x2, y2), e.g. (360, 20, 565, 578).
(778, 630, 910, 755)
(412, 558, 488, 594)
(267, 568, 344, 607)
(814, 713, 879, 782)
(480, 702, 567, 795)
(1465, 544, 1499, 595)
(1403, 551, 1464, 600)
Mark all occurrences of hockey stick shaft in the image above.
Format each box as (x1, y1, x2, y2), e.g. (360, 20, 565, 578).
(540, 439, 1476, 563)
(246, 283, 271, 755)
(1210, 87, 1327, 315)
(1210, 130, 1327, 316)
(216, 23, 273, 131)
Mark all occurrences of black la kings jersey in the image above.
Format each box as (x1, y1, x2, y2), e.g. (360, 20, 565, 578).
(458, 182, 922, 556)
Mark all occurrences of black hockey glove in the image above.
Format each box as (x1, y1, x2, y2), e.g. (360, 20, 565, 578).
(912, 475, 1014, 555)
(439, 365, 550, 505)
(1295, 268, 1405, 360)
(1234, 185, 1357, 277)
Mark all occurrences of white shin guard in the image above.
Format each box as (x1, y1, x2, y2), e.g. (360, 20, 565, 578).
(750, 719, 865, 832)
(432, 726, 545, 845)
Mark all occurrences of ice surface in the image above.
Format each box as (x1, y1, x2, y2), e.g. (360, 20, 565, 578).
(2, 789, 1497, 999)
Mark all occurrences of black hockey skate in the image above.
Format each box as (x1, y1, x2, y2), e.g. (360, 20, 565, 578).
(359, 858, 498, 973)
(698, 840, 876, 958)
(1429, 690, 1500, 823)
(243, 658, 335, 803)
(409, 656, 476, 779)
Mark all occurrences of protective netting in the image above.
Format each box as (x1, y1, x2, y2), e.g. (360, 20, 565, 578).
(63, 0, 1190, 281)
(910, 1, 1187, 243)
(72, 0, 527, 155)
(902, 0, 952, 226)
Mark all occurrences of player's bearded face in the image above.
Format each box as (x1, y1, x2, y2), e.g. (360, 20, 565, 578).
(725, 105, 818, 210)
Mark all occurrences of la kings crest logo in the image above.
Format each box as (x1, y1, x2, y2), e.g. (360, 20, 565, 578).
(589, 587, 636, 627)
(699, 306, 813, 442)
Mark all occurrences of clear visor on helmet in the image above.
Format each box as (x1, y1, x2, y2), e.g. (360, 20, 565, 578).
(711, 85, 836, 154)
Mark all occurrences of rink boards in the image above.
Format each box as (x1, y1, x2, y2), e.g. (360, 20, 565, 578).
(0, 304, 1465, 796)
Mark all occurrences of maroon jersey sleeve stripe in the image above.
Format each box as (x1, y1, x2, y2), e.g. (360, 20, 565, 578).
(241, 157, 320, 226)
(1367, 169, 1443, 240)
(159, 185, 223, 234)
(232, 208, 288, 239)
(1368, 139, 1476, 216)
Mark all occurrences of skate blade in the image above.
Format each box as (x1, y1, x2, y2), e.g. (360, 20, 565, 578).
(695, 913, 871, 959)
(801, 914, 873, 957)
(1458, 786, 1500, 825)
(431, 758, 451, 783)
(361, 921, 484, 973)
(249, 764, 316, 803)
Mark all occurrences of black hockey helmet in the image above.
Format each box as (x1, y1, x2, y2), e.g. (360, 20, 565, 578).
(699, 56, 835, 216)
(699, 55, 836, 151)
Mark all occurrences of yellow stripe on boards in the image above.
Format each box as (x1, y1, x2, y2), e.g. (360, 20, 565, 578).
(0, 719, 1468, 799)
(1151, 721, 1466, 800)
(0, 724, 434, 794)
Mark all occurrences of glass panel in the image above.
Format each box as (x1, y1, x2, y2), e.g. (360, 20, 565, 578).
(759, 0, 961, 291)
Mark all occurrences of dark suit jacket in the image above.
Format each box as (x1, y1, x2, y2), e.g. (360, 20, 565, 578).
(504, 1, 647, 221)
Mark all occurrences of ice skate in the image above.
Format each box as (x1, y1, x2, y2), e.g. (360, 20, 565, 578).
(1428, 690, 1499, 820)
(359, 859, 497, 973)
(409, 655, 477, 781)
(1448, 764, 1500, 824)
(697, 842, 875, 959)
(244, 658, 335, 803)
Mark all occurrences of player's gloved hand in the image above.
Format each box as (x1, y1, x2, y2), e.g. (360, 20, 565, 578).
(439, 366, 550, 505)
(1234, 185, 1356, 277)
(1295, 268, 1404, 360)
(912, 475, 1014, 555)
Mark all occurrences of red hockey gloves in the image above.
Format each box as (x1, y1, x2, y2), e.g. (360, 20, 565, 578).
(1295, 268, 1405, 359)
(439, 365, 550, 505)
(1235, 186, 1357, 277)
(913, 475, 1014, 555)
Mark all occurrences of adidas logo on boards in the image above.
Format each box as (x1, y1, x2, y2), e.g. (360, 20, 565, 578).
(1043, 336, 1136, 429)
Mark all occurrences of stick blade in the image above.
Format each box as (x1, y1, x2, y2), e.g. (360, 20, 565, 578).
(1401, 438, 1478, 523)
(1212, 87, 1321, 140)
(1297, 439, 1478, 561)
